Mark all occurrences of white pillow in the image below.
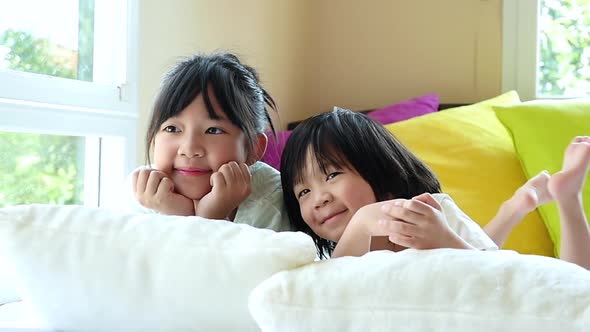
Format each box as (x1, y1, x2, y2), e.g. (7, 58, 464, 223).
(0, 301, 51, 330)
(0, 254, 21, 305)
(249, 249, 590, 332)
(0, 204, 316, 332)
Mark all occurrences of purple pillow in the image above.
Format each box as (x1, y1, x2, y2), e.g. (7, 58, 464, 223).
(261, 130, 292, 170)
(367, 93, 439, 124)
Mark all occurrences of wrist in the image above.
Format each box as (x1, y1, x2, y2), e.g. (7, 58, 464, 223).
(447, 231, 474, 249)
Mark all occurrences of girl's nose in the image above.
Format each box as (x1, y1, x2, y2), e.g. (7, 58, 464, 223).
(314, 191, 332, 209)
(178, 138, 205, 158)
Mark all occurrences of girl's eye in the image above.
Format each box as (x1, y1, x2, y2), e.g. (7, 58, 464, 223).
(163, 125, 179, 133)
(206, 127, 225, 134)
(297, 189, 310, 199)
(326, 172, 342, 181)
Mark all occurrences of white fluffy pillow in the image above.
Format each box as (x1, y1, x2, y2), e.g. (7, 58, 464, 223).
(249, 249, 590, 332)
(0, 204, 316, 332)
(0, 254, 21, 305)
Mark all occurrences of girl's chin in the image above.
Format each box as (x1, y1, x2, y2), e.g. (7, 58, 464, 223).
(176, 188, 211, 201)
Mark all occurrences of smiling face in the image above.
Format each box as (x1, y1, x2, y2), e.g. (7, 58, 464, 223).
(294, 150, 377, 242)
(152, 93, 249, 200)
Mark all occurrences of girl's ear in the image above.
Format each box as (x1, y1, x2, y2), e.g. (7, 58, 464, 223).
(248, 132, 268, 165)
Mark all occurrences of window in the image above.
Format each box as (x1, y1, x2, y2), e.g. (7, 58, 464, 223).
(502, 0, 590, 100)
(0, 0, 138, 208)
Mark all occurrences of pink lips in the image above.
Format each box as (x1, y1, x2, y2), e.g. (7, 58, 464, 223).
(322, 210, 347, 225)
(176, 167, 211, 177)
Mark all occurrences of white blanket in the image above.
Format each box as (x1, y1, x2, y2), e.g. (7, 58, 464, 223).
(0, 301, 52, 331)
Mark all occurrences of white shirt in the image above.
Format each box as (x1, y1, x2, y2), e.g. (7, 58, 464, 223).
(433, 193, 498, 250)
(117, 161, 291, 232)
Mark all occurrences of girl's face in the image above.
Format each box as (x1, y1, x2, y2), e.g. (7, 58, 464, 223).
(152, 93, 249, 200)
(293, 150, 377, 242)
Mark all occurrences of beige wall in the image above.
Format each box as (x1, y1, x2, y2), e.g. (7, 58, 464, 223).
(137, 0, 502, 163)
(305, 0, 502, 119)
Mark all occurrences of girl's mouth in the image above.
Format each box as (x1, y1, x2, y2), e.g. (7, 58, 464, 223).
(176, 168, 211, 177)
(322, 210, 347, 225)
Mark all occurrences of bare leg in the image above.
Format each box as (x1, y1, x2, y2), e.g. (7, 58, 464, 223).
(484, 171, 552, 247)
(547, 136, 590, 269)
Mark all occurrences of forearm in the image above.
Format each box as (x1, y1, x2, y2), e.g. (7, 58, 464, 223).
(332, 205, 387, 258)
(331, 220, 372, 258)
(483, 201, 526, 247)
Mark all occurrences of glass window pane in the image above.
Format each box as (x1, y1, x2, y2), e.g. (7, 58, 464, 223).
(0, 131, 85, 207)
(0, 0, 94, 82)
(538, 0, 590, 97)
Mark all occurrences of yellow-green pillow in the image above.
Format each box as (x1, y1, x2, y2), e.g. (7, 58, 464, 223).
(386, 91, 554, 257)
(494, 99, 590, 257)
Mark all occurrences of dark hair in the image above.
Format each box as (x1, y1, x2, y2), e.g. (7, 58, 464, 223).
(145, 52, 277, 164)
(280, 109, 441, 259)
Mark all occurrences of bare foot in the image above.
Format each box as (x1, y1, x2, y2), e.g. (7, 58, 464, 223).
(506, 170, 553, 216)
(548, 136, 590, 201)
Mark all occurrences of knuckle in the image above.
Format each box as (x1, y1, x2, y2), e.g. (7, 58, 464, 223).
(398, 222, 408, 233)
(400, 209, 412, 220)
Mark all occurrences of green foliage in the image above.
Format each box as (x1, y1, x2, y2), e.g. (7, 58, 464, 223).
(0, 133, 85, 207)
(0, 30, 83, 207)
(0, 29, 77, 80)
(539, 0, 590, 96)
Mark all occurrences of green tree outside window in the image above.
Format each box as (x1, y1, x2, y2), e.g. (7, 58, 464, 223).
(539, 0, 590, 97)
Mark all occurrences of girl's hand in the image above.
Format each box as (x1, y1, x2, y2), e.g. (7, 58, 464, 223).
(195, 161, 252, 220)
(132, 168, 195, 216)
(378, 193, 472, 250)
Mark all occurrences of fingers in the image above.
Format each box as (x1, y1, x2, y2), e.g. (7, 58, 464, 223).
(214, 161, 251, 190)
(155, 177, 175, 196)
(225, 161, 251, 186)
(378, 219, 417, 248)
(380, 199, 431, 223)
(209, 170, 227, 188)
(133, 168, 175, 211)
(388, 233, 415, 248)
(377, 194, 448, 249)
(412, 193, 442, 211)
(209, 161, 252, 207)
(379, 218, 416, 238)
(134, 168, 169, 196)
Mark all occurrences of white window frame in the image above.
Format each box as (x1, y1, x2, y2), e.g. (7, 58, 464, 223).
(502, 0, 539, 101)
(0, 0, 139, 208)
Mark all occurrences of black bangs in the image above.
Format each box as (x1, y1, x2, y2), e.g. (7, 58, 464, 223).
(292, 130, 352, 186)
(201, 61, 237, 122)
(163, 57, 207, 120)
(282, 109, 370, 196)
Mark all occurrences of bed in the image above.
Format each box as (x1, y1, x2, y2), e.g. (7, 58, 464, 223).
(1, 91, 589, 331)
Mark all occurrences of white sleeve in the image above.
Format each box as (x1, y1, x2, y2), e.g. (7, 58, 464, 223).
(436, 194, 498, 250)
(109, 165, 156, 214)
